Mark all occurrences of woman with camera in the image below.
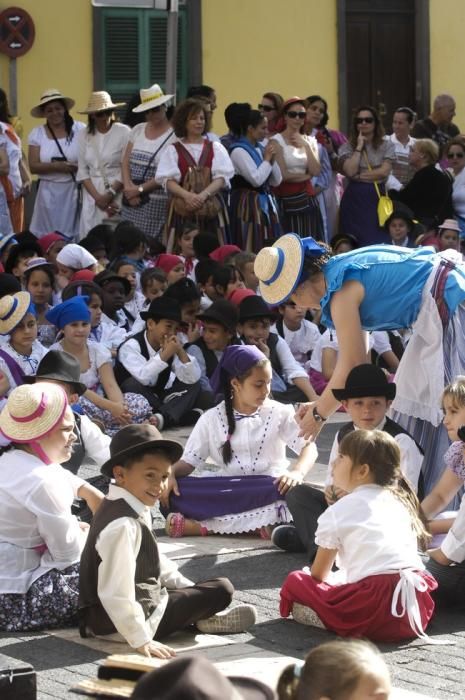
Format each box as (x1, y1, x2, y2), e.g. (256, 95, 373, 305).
(28, 89, 85, 240)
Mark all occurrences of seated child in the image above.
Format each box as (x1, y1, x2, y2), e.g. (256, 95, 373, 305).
(161, 277, 202, 345)
(0, 232, 19, 267)
(110, 222, 147, 272)
(140, 267, 167, 304)
(280, 429, 436, 642)
(437, 218, 461, 252)
(47, 297, 153, 436)
(24, 257, 57, 347)
(238, 295, 318, 404)
(212, 264, 245, 299)
(115, 296, 203, 429)
(62, 281, 126, 355)
(160, 345, 317, 538)
(195, 258, 221, 310)
(421, 377, 465, 547)
(37, 232, 66, 266)
(152, 254, 185, 286)
(79, 424, 256, 655)
(55, 244, 98, 290)
(274, 300, 321, 369)
(0, 292, 47, 406)
(209, 244, 241, 265)
(273, 365, 424, 555)
(26, 349, 111, 477)
(110, 257, 145, 328)
(94, 269, 133, 332)
(276, 639, 391, 700)
(5, 240, 42, 281)
(187, 299, 240, 394)
(232, 251, 259, 292)
(173, 221, 199, 280)
(0, 383, 103, 632)
(385, 207, 416, 247)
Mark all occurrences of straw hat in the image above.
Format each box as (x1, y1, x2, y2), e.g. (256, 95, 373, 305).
(0, 292, 32, 335)
(132, 84, 174, 113)
(0, 383, 68, 443)
(78, 91, 126, 114)
(31, 89, 75, 118)
(254, 234, 304, 305)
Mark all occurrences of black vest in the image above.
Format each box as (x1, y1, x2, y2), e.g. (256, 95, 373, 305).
(114, 331, 173, 392)
(79, 498, 161, 637)
(239, 334, 283, 378)
(188, 337, 241, 378)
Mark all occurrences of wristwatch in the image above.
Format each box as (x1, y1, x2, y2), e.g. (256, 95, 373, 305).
(312, 406, 327, 423)
(137, 185, 144, 194)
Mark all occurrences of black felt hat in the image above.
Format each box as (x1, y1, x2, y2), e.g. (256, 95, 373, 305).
(140, 296, 182, 323)
(332, 364, 396, 401)
(24, 350, 87, 395)
(100, 424, 183, 478)
(238, 295, 277, 322)
(197, 299, 239, 333)
(131, 655, 276, 700)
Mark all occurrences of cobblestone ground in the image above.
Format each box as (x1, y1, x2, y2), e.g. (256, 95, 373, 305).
(1, 417, 464, 698)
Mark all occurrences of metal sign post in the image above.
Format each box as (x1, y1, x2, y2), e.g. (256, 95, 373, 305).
(0, 6, 35, 114)
(165, 0, 178, 100)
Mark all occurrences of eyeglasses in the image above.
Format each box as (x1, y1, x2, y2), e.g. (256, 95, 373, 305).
(355, 116, 375, 124)
(258, 104, 275, 112)
(286, 111, 306, 119)
(448, 152, 464, 159)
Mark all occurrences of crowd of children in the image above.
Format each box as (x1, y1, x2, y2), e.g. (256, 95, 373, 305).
(0, 217, 465, 692)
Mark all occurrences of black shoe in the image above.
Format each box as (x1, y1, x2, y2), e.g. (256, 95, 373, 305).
(271, 524, 305, 553)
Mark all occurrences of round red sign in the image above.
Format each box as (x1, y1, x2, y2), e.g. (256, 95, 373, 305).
(0, 6, 35, 58)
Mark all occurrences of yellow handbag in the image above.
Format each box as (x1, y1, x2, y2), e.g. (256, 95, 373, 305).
(363, 152, 393, 226)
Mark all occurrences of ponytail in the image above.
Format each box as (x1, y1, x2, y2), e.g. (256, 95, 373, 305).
(221, 373, 236, 464)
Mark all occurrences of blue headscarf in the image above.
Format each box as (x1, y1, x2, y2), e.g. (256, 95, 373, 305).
(45, 296, 90, 329)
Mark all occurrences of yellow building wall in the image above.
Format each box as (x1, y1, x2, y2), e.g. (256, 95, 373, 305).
(430, 0, 465, 128)
(201, 0, 339, 134)
(0, 0, 93, 141)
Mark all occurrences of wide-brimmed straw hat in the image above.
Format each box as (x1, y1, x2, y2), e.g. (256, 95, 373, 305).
(78, 91, 126, 114)
(100, 424, 183, 478)
(0, 383, 68, 443)
(0, 292, 32, 335)
(132, 84, 174, 113)
(254, 234, 327, 306)
(31, 89, 75, 118)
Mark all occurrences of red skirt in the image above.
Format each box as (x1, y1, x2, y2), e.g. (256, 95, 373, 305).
(280, 569, 437, 642)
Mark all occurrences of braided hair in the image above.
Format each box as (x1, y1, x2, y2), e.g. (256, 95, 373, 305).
(221, 358, 270, 464)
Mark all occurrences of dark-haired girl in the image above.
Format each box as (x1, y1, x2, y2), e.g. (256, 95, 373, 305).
(28, 89, 85, 240)
(280, 429, 437, 642)
(338, 105, 395, 245)
(160, 345, 317, 537)
(24, 258, 56, 347)
(227, 103, 282, 251)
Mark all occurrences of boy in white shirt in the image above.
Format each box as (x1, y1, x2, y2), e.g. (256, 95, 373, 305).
(79, 424, 256, 657)
(274, 301, 321, 368)
(272, 364, 424, 556)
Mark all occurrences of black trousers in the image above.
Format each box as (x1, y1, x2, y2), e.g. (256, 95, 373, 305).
(285, 483, 328, 559)
(154, 577, 234, 640)
(272, 385, 308, 405)
(425, 558, 465, 609)
(120, 377, 204, 427)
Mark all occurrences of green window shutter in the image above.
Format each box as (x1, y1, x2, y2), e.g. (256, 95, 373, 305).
(100, 7, 188, 105)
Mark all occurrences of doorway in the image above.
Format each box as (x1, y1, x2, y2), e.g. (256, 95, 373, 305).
(337, 0, 430, 134)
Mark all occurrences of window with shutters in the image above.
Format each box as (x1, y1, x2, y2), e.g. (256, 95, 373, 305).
(99, 7, 188, 107)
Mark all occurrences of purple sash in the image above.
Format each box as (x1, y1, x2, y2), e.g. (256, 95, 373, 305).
(164, 474, 284, 520)
(0, 349, 25, 391)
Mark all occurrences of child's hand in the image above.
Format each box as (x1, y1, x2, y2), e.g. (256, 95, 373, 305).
(136, 640, 176, 659)
(186, 322, 201, 344)
(110, 401, 132, 425)
(159, 335, 180, 362)
(427, 547, 453, 566)
(274, 473, 302, 495)
(159, 474, 180, 509)
(255, 339, 270, 358)
(324, 484, 348, 506)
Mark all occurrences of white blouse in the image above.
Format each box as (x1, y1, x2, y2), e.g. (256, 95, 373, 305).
(0, 450, 85, 593)
(270, 132, 319, 174)
(272, 319, 321, 367)
(77, 122, 130, 184)
(28, 122, 86, 183)
(156, 139, 235, 188)
(230, 146, 282, 187)
(315, 484, 424, 584)
(182, 399, 316, 478)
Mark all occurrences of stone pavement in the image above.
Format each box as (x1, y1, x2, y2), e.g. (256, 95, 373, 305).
(1, 414, 465, 699)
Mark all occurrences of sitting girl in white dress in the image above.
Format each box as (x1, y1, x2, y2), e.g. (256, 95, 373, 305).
(161, 344, 317, 537)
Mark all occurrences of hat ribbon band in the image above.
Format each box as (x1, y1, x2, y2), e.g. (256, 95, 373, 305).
(41, 93, 62, 101)
(262, 248, 284, 285)
(13, 393, 48, 423)
(141, 91, 163, 103)
(0, 297, 18, 321)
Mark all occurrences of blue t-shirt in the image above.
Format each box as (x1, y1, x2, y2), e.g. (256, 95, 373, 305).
(319, 245, 465, 331)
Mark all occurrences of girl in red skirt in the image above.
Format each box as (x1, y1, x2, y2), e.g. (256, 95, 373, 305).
(280, 429, 437, 642)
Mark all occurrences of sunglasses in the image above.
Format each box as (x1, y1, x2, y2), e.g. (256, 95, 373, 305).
(448, 152, 464, 159)
(258, 104, 275, 112)
(147, 105, 163, 113)
(355, 116, 375, 124)
(286, 111, 306, 119)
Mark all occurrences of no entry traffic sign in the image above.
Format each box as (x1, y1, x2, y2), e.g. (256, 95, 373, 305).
(0, 6, 35, 58)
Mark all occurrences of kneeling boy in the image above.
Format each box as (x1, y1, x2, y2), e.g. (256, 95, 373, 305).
(79, 424, 255, 658)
